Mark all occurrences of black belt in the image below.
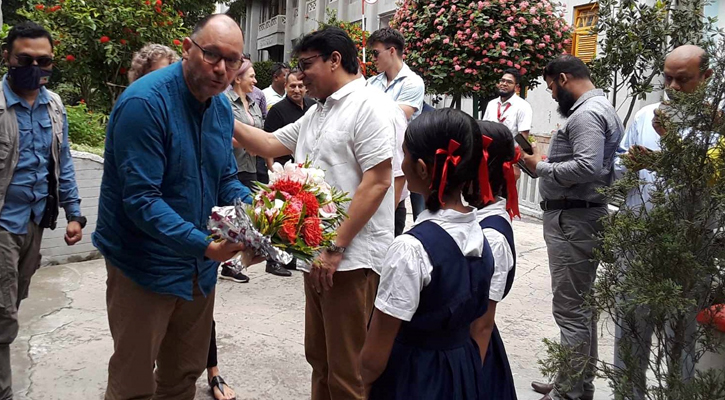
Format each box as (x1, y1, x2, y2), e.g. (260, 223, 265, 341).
(540, 199, 606, 211)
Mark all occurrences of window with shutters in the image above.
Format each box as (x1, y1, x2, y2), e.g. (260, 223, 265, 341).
(571, 3, 599, 63)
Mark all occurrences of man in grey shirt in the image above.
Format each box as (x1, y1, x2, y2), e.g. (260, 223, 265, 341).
(523, 55, 624, 400)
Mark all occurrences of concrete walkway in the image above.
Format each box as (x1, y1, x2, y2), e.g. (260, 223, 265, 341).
(11, 217, 614, 400)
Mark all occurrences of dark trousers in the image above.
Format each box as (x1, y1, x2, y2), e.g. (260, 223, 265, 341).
(256, 157, 269, 184)
(237, 172, 257, 192)
(394, 201, 406, 237)
(409, 193, 426, 221)
(207, 320, 217, 368)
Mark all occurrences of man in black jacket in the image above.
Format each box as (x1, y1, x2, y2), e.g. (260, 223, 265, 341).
(264, 68, 314, 165)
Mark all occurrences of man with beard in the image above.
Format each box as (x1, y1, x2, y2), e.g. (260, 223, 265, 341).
(94, 14, 258, 399)
(522, 55, 624, 400)
(483, 68, 533, 138)
(233, 26, 397, 400)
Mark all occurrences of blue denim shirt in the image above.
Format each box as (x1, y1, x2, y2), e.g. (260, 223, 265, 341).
(92, 62, 252, 300)
(0, 77, 81, 234)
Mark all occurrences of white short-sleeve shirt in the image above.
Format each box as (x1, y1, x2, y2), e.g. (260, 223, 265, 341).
(476, 198, 515, 302)
(366, 63, 425, 121)
(482, 94, 533, 136)
(375, 208, 484, 321)
(262, 86, 285, 110)
(274, 78, 397, 273)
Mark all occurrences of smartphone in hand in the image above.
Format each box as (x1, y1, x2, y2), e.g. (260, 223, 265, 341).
(515, 133, 534, 155)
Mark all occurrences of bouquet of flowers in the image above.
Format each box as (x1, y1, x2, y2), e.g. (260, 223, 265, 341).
(208, 160, 350, 267)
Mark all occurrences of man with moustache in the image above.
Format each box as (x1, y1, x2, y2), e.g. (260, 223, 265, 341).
(94, 14, 256, 400)
(234, 26, 397, 400)
(264, 68, 314, 166)
(483, 68, 533, 138)
(523, 55, 624, 400)
(610, 44, 713, 400)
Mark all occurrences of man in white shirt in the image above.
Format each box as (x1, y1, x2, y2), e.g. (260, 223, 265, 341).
(261, 62, 289, 110)
(611, 44, 713, 400)
(366, 27, 426, 234)
(233, 27, 396, 400)
(483, 68, 533, 138)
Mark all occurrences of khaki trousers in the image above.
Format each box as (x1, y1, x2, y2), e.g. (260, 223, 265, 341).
(104, 263, 215, 400)
(304, 268, 379, 400)
(0, 222, 44, 400)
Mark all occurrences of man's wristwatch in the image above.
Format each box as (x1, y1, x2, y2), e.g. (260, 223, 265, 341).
(326, 244, 346, 254)
(68, 216, 87, 229)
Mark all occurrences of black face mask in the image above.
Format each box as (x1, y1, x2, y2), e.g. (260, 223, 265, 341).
(8, 65, 52, 91)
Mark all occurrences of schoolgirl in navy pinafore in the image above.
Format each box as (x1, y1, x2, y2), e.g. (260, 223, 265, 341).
(479, 213, 517, 400)
(368, 220, 495, 400)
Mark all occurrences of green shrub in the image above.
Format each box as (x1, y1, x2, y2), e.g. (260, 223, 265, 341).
(66, 102, 107, 148)
(253, 60, 274, 90)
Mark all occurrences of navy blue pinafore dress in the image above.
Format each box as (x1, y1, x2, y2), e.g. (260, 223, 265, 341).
(479, 215, 518, 400)
(369, 221, 495, 400)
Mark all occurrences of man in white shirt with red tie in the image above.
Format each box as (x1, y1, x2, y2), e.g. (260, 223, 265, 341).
(483, 68, 533, 138)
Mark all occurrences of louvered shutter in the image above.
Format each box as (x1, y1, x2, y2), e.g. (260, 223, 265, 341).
(573, 3, 599, 63)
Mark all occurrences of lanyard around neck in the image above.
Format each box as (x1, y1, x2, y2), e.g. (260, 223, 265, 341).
(497, 101, 512, 123)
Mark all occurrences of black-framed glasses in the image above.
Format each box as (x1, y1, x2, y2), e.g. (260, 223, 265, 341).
(298, 54, 325, 71)
(14, 54, 53, 68)
(370, 47, 392, 58)
(190, 38, 244, 70)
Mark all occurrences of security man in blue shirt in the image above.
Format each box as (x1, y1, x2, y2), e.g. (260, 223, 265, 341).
(0, 21, 85, 400)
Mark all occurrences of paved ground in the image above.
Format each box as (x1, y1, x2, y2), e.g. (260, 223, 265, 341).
(11, 216, 616, 400)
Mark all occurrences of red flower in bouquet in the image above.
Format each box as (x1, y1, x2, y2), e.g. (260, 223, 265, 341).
(302, 217, 323, 247)
(294, 191, 319, 216)
(279, 197, 303, 244)
(280, 220, 298, 243)
(270, 178, 303, 196)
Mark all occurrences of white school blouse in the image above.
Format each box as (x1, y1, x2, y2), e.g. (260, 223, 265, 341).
(375, 208, 484, 322)
(476, 198, 516, 302)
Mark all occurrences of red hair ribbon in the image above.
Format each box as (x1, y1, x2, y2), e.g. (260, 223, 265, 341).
(479, 135, 495, 206)
(502, 147, 522, 219)
(430, 139, 461, 205)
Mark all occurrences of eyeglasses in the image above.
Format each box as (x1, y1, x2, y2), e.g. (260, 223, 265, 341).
(370, 47, 392, 58)
(499, 78, 516, 85)
(14, 54, 53, 68)
(190, 38, 244, 70)
(546, 80, 555, 93)
(298, 54, 325, 71)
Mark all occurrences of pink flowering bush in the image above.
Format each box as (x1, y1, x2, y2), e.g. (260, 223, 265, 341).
(391, 0, 572, 96)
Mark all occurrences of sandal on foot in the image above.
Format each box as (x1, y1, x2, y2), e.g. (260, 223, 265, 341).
(209, 375, 236, 400)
